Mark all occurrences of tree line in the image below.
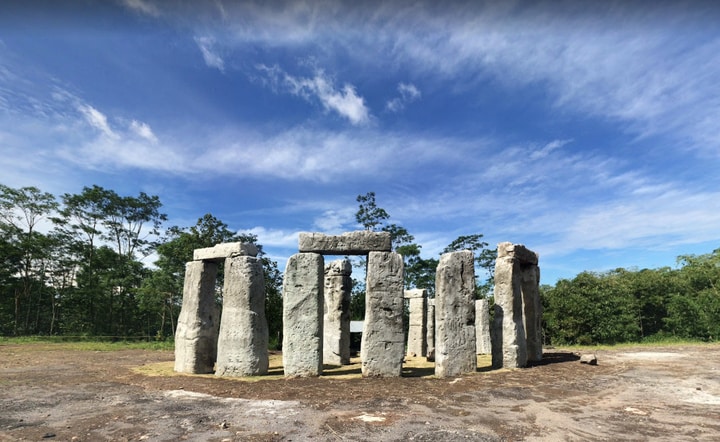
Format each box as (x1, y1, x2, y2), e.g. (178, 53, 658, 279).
(1, 183, 717, 346)
(0, 183, 282, 342)
(542, 249, 720, 345)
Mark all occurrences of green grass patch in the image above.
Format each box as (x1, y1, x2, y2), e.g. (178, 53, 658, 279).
(553, 338, 712, 352)
(0, 336, 174, 351)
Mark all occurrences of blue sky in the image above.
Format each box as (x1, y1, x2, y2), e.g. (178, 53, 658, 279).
(1, 0, 719, 285)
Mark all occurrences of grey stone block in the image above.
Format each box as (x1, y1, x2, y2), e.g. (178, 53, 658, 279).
(193, 242, 258, 262)
(175, 261, 220, 374)
(475, 299, 492, 355)
(282, 253, 324, 377)
(361, 251, 405, 377)
(215, 256, 269, 377)
(435, 250, 477, 377)
(323, 259, 352, 366)
(298, 231, 391, 255)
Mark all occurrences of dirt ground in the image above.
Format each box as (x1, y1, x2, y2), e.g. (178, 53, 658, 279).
(1, 343, 719, 441)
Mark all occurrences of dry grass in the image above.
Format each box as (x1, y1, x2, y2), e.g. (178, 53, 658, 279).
(132, 353, 495, 381)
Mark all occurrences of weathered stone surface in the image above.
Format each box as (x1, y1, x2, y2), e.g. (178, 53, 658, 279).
(215, 256, 269, 377)
(323, 259, 352, 366)
(282, 253, 324, 377)
(298, 231, 391, 255)
(426, 299, 436, 362)
(497, 242, 538, 265)
(175, 261, 220, 374)
(405, 289, 427, 357)
(580, 353, 598, 365)
(475, 299, 492, 355)
(492, 252, 528, 369)
(193, 242, 258, 262)
(404, 288, 426, 299)
(492, 242, 542, 368)
(361, 251, 405, 377)
(435, 251, 477, 377)
(522, 265, 543, 362)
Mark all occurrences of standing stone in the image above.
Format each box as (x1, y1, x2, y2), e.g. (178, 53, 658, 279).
(323, 259, 352, 365)
(435, 251, 477, 377)
(283, 253, 324, 377)
(426, 299, 436, 362)
(404, 289, 427, 357)
(175, 261, 220, 374)
(361, 251, 405, 377)
(523, 265, 543, 362)
(475, 298, 492, 355)
(215, 256, 269, 377)
(492, 242, 537, 369)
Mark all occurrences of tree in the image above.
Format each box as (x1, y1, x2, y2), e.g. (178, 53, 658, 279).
(543, 270, 641, 345)
(355, 192, 389, 231)
(0, 184, 58, 335)
(51, 186, 168, 337)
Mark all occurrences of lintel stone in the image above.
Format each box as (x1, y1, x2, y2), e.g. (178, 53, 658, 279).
(497, 242, 538, 265)
(193, 242, 258, 262)
(298, 231, 391, 255)
(404, 288, 427, 299)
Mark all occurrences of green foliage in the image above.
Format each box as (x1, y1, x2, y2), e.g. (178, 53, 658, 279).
(355, 192, 389, 231)
(542, 248, 720, 345)
(349, 277, 366, 320)
(0, 181, 287, 345)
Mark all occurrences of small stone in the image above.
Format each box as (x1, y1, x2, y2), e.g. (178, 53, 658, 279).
(580, 353, 598, 365)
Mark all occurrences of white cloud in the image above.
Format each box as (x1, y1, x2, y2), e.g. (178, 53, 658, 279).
(529, 139, 572, 160)
(206, 3, 720, 157)
(129, 120, 158, 144)
(312, 207, 357, 233)
(194, 36, 225, 72)
(386, 82, 421, 112)
(78, 104, 118, 139)
(121, 0, 161, 17)
(240, 226, 299, 250)
(256, 64, 370, 125)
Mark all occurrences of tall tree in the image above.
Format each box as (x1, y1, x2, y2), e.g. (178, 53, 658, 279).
(0, 184, 58, 335)
(355, 192, 389, 231)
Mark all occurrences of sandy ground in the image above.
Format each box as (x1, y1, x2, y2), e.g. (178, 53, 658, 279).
(1, 343, 719, 441)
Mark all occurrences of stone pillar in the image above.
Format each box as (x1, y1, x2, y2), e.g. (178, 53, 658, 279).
(523, 265, 543, 362)
(323, 259, 352, 366)
(215, 256, 269, 376)
(435, 251, 477, 377)
(404, 289, 427, 357)
(282, 253, 324, 377)
(175, 261, 220, 374)
(426, 298, 436, 362)
(361, 251, 405, 377)
(475, 298, 492, 355)
(492, 242, 539, 369)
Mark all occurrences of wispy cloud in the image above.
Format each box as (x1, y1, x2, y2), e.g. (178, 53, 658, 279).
(129, 120, 158, 144)
(194, 36, 225, 72)
(78, 104, 118, 139)
(195, 3, 720, 157)
(386, 82, 421, 112)
(256, 64, 370, 125)
(121, 0, 161, 17)
(240, 226, 299, 250)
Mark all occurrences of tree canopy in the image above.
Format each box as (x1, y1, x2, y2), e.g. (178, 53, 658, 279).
(1, 182, 717, 347)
